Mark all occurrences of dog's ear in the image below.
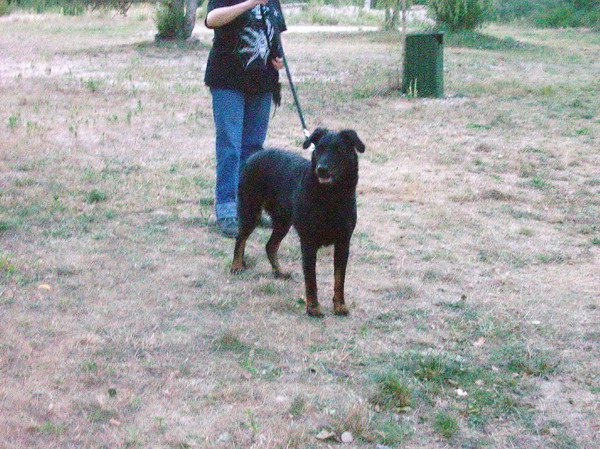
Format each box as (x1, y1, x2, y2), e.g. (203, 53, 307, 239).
(303, 127, 328, 149)
(340, 129, 365, 154)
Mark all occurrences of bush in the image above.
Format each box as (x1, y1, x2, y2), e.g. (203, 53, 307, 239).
(489, 0, 600, 28)
(428, 0, 490, 31)
(534, 1, 600, 28)
(61, 0, 86, 16)
(155, 2, 185, 39)
(0, 0, 10, 16)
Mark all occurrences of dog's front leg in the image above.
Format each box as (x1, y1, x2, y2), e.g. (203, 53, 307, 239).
(301, 242, 322, 318)
(332, 240, 350, 316)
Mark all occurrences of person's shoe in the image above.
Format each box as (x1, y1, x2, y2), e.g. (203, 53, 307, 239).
(217, 217, 238, 238)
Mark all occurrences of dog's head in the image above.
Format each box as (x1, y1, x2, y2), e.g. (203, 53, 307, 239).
(303, 128, 365, 186)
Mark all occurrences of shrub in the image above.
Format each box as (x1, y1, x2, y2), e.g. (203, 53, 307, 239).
(534, 1, 600, 28)
(155, 1, 185, 40)
(62, 0, 86, 16)
(489, 0, 600, 28)
(0, 0, 10, 16)
(428, 0, 490, 31)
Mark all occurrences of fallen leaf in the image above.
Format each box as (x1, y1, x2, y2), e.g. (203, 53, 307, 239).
(316, 430, 336, 441)
(38, 284, 53, 291)
(473, 337, 486, 347)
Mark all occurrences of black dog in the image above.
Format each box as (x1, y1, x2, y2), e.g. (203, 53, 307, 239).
(230, 128, 365, 317)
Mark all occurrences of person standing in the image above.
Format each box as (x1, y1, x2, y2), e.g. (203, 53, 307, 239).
(205, 0, 287, 237)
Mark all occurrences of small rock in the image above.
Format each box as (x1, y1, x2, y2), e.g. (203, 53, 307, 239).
(341, 431, 353, 443)
(218, 432, 232, 442)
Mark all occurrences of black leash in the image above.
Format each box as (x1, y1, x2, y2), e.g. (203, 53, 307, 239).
(279, 43, 310, 140)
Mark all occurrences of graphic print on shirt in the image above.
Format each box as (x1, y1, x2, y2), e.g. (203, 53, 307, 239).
(236, 6, 275, 70)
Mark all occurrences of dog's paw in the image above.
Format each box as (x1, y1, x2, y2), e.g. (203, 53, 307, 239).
(273, 270, 292, 280)
(230, 261, 246, 275)
(333, 304, 350, 317)
(306, 306, 324, 318)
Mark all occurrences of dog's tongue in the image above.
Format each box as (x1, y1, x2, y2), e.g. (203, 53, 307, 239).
(318, 176, 332, 184)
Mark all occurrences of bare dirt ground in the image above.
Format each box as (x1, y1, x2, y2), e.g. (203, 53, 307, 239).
(1, 7, 599, 449)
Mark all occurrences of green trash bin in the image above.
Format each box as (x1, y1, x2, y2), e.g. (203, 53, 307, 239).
(402, 32, 444, 98)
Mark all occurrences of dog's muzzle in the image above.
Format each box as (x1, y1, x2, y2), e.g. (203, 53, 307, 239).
(316, 165, 333, 184)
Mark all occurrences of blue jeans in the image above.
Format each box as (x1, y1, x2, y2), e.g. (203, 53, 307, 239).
(211, 88, 272, 220)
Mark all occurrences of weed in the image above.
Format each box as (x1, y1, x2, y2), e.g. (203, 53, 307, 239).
(289, 395, 306, 419)
(77, 401, 117, 425)
(433, 412, 459, 439)
(212, 332, 251, 354)
(82, 78, 100, 92)
(331, 403, 377, 442)
(529, 178, 552, 190)
(28, 422, 68, 435)
(84, 190, 108, 204)
(0, 255, 17, 276)
(383, 285, 418, 301)
(376, 419, 413, 446)
(7, 113, 20, 129)
(498, 344, 560, 377)
(0, 219, 16, 233)
(371, 375, 412, 411)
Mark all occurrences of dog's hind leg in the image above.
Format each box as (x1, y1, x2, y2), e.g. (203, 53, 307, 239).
(231, 236, 248, 274)
(332, 240, 351, 316)
(266, 220, 292, 279)
(230, 194, 262, 275)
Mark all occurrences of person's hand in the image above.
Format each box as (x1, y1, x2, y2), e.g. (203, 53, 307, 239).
(248, 0, 269, 7)
(272, 57, 284, 71)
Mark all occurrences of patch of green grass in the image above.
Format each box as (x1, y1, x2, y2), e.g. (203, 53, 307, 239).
(376, 419, 413, 446)
(383, 285, 418, 301)
(370, 375, 412, 411)
(77, 401, 117, 425)
(529, 177, 552, 190)
(0, 219, 17, 233)
(289, 395, 306, 419)
(84, 189, 108, 204)
(0, 255, 17, 276)
(433, 412, 459, 439)
(7, 113, 20, 129)
(369, 345, 540, 432)
(82, 78, 101, 92)
(251, 281, 284, 296)
(212, 332, 252, 354)
(499, 344, 560, 377)
(446, 31, 528, 50)
(27, 422, 68, 436)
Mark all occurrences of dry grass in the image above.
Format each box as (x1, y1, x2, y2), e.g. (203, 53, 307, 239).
(1, 7, 599, 449)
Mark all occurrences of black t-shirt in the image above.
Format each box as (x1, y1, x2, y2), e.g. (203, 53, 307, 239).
(204, 0, 287, 94)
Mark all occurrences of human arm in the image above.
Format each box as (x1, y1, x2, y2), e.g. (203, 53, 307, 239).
(205, 0, 269, 28)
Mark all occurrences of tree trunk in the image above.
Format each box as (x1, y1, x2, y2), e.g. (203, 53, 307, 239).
(167, 0, 198, 40)
(182, 0, 198, 39)
(392, 0, 408, 89)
